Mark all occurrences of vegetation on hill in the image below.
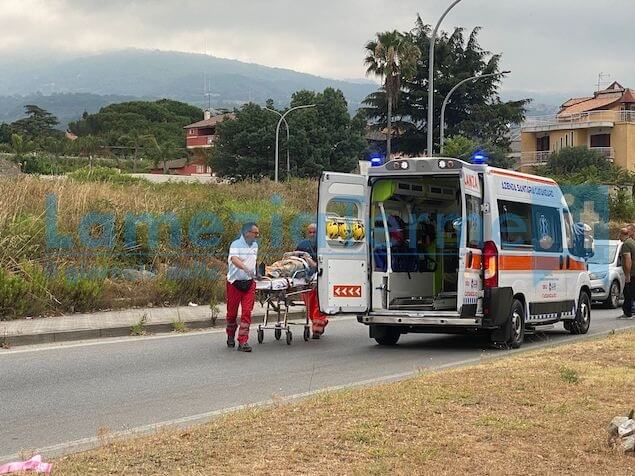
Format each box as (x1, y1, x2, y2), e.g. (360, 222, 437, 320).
(210, 88, 368, 179)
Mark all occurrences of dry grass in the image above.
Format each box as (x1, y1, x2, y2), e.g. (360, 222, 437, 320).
(54, 331, 635, 475)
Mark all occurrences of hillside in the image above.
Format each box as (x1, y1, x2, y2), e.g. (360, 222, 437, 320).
(0, 49, 377, 112)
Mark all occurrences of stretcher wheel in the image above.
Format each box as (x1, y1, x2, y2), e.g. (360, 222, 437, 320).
(303, 327, 310, 341)
(274, 327, 282, 340)
(286, 331, 292, 345)
(257, 328, 264, 344)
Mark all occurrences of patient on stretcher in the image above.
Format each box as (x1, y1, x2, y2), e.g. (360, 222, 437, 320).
(261, 251, 312, 279)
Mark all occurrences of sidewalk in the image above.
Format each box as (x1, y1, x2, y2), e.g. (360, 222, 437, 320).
(0, 302, 306, 347)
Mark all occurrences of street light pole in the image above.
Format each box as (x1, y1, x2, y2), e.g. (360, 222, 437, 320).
(439, 71, 511, 155)
(272, 104, 316, 182)
(427, 0, 465, 156)
(264, 107, 290, 178)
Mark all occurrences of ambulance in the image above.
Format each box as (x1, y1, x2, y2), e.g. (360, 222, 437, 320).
(317, 157, 593, 348)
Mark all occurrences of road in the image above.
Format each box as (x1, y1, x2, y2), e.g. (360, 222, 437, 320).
(1, 308, 633, 461)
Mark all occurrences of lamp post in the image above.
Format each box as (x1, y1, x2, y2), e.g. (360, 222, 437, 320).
(270, 104, 316, 182)
(427, 0, 465, 156)
(264, 107, 290, 178)
(439, 70, 511, 155)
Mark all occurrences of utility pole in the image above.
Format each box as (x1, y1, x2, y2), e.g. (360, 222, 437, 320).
(427, 0, 465, 156)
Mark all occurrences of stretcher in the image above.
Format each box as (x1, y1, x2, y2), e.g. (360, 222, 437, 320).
(255, 269, 316, 344)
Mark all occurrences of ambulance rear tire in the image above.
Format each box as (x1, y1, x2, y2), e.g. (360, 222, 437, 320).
(372, 326, 401, 346)
(568, 291, 591, 335)
(507, 299, 525, 349)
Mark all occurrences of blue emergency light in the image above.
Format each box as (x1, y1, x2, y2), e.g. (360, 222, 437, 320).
(369, 153, 385, 167)
(471, 149, 488, 165)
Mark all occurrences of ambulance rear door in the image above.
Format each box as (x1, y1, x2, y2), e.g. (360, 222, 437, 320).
(458, 167, 484, 316)
(317, 172, 370, 315)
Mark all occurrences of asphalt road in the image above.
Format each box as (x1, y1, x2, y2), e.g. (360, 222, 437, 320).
(1, 308, 633, 461)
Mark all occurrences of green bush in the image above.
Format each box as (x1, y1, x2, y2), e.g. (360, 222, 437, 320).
(52, 273, 105, 313)
(0, 269, 30, 319)
(68, 166, 149, 185)
(609, 190, 635, 222)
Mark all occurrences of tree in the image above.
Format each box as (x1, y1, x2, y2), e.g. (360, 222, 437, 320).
(11, 105, 61, 137)
(210, 88, 367, 180)
(142, 134, 182, 174)
(362, 17, 529, 156)
(364, 30, 420, 160)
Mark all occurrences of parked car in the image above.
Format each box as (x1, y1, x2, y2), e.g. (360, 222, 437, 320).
(588, 240, 624, 308)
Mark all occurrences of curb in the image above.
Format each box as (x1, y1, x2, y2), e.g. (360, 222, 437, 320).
(2, 311, 307, 348)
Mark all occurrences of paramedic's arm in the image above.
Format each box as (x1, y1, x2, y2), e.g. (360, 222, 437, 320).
(230, 255, 255, 278)
(623, 252, 632, 283)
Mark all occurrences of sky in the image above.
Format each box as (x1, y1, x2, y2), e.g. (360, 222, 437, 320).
(0, 0, 633, 95)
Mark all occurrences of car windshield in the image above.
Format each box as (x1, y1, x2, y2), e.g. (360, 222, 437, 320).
(588, 243, 617, 264)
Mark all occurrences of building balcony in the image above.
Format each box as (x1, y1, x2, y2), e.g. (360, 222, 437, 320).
(522, 110, 635, 133)
(521, 147, 615, 167)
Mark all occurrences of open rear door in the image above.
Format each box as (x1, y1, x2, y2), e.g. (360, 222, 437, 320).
(458, 167, 484, 316)
(317, 172, 369, 315)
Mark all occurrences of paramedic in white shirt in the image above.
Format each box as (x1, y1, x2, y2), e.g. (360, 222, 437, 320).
(226, 222, 259, 352)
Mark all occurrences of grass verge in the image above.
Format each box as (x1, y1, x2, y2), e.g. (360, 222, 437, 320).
(55, 330, 635, 474)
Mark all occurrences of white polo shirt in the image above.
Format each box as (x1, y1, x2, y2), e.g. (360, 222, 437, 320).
(227, 235, 258, 283)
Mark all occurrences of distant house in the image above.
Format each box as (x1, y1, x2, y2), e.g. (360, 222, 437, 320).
(184, 111, 235, 150)
(520, 81, 635, 171)
(149, 156, 212, 176)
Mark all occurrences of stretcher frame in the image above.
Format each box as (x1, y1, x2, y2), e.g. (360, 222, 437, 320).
(255, 269, 315, 344)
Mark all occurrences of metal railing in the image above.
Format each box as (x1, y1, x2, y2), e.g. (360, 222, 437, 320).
(520, 146, 615, 166)
(523, 110, 635, 129)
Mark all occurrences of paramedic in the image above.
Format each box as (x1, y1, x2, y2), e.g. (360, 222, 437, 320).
(296, 223, 329, 338)
(226, 222, 260, 352)
(619, 226, 635, 319)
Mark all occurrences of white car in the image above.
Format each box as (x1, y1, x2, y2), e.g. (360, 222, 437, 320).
(588, 240, 625, 308)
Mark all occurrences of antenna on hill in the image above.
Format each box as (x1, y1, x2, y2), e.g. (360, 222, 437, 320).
(596, 72, 611, 91)
(204, 77, 213, 111)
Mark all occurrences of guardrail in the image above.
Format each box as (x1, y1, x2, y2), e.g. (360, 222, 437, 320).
(523, 110, 635, 128)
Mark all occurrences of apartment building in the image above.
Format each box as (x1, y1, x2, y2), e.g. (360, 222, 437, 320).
(520, 82, 635, 171)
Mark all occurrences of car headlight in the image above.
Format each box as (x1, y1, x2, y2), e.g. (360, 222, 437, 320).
(589, 272, 607, 280)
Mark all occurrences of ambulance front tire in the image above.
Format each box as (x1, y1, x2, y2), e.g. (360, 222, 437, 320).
(566, 291, 591, 335)
(371, 325, 401, 346)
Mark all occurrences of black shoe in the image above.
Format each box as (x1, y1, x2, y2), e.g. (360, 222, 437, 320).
(311, 334, 320, 340)
(237, 343, 252, 352)
(227, 337, 235, 348)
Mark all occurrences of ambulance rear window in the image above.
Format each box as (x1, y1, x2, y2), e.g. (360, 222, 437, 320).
(499, 201, 532, 248)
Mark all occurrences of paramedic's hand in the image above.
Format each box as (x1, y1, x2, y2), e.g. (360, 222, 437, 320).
(626, 275, 631, 284)
(246, 269, 256, 279)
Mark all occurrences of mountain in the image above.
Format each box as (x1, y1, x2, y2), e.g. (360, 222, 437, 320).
(0, 49, 377, 112)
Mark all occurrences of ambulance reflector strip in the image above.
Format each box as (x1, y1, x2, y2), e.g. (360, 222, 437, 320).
(333, 285, 362, 298)
(483, 241, 498, 288)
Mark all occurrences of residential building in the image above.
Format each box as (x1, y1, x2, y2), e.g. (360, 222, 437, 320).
(149, 156, 212, 176)
(184, 111, 235, 151)
(520, 82, 635, 171)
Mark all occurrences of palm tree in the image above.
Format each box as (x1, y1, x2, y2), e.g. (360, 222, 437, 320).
(364, 31, 420, 159)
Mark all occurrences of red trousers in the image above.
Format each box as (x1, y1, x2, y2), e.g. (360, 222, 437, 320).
(302, 288, 329, 335)
(226, 280, 256, 344)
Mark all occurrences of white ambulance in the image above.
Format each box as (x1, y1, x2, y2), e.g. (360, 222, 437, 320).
(317, 157, 593, 348)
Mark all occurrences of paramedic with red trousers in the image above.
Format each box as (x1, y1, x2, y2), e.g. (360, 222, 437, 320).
(296, 223, 329, 338)
(226, 222, 259, 352)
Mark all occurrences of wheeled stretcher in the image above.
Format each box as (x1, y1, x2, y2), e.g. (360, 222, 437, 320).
(255, 269, 316, 344)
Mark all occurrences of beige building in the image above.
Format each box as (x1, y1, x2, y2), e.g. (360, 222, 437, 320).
(520, 82, 635, 171)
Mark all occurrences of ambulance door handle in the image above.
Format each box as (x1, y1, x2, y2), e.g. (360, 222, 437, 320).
(559, 255, 564, 270)
(467, 251, 473, 269)
(566, 255, 571, 269)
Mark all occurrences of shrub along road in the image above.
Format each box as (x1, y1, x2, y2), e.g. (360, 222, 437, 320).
(0, 308, 633, 463)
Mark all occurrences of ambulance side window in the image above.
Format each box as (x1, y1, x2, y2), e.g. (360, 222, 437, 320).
(563, 209, 575, 253)
(498, 201, 532, 249)
(531, 206, 562, 253)
(465, 195, 483, 249)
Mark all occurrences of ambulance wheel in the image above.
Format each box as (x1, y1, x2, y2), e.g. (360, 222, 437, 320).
(303, 327, 310, 341)
(257, 328, 264, 344)
(274, 327, 282, 340)
(506, 299, 525, 349)
(568, 291, 591, 335)
(373, 326, 401, 346)
(286, 331, 293, 345)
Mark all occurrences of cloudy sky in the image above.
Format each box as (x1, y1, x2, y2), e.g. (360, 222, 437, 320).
(1, 0, 633, 94)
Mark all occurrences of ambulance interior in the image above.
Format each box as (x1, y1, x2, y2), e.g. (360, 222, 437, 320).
(370, 176, 462, 312)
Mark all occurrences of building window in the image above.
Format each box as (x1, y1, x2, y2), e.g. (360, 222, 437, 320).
(536, 135, 550, 151)
(590, 134, 611, 148)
